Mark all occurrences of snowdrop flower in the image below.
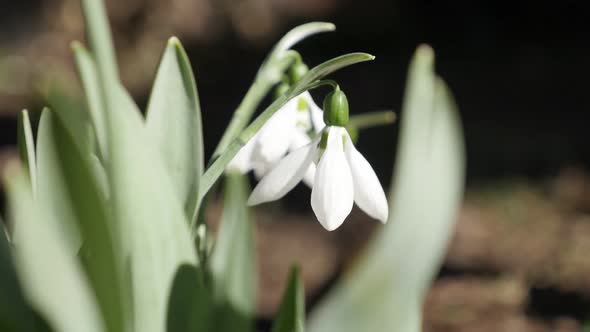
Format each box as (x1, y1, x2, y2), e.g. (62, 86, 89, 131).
(227, 90, 324, 183)
(248, 88, 388, 231)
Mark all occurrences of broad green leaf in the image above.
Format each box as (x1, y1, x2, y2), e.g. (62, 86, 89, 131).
(44, 110, 126, 332)
(17, 110, 37, 195)
(146, 37, 204, 218)
(105, 87, 199, 332)
(271, 267, 305, 332)
(210, 173, 257, 332)
(78, 1, 199, 328)
(5, 166, 105, 332)
(166, 264, 212, 332)
(35, 109, 81, 253)
(72, 42, 108, 159)
(0, 213, 37, 332)
(198, 52, 375, 202)
(308, 45, 466, 332)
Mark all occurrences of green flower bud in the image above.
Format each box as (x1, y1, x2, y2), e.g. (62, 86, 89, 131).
(289, 61, 309, 83)
(274, 81, 290, 99)
(323, 88, 349, 127)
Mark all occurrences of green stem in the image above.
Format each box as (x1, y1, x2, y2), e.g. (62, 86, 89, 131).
(212, 53, 297, 159)
(348, 111, 396, 130)
(212, 80, 273, 158)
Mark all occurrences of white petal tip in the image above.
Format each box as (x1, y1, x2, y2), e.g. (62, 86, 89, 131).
(246, 194, 263, 206)
(317, 216, 346, 231)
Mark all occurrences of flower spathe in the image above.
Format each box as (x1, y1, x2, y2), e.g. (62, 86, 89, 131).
(226, 91, 324, 184)
(248, 126, 389, 231)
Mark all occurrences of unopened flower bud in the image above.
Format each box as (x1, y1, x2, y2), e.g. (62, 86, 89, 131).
(274, 81, 290, 99)
(289, 61, 309, 83)
(323, 88, 349, 127)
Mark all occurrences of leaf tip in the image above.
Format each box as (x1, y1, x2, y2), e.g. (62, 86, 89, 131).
(415, 44, 435, 60)
(168, 36, 182, 47)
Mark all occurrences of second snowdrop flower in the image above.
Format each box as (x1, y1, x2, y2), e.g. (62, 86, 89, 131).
(248, 87, 389, 231)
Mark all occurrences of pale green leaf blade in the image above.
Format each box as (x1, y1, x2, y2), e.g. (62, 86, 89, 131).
(5, 166, 105, 332)
(210, 173, 257, 332)
(307, 45, 466, 332)
(146, 37, 203, 218)
(166, 264, 212, 332)
(35, 109, 81, 253)
(107, 88, 199, 332)
(46, 110, 126, 332)
(17, 110, 37, 195)
(271, 266, 305, 332)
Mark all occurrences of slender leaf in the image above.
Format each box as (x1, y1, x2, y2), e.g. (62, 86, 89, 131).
(166, 264, 211, 332)
(146, 37, 203, 218)
(271, 267, 305, 332)
(17, 110, 37, 195)
(272, 22, 335, 57)
(80, 0, 118, 84)
(210, 173, 257, 332)
(0, 213, 37, 332)
(5, 166, 105, 332)
(72, 42, 108, 159)
(307, 45, 466, 332)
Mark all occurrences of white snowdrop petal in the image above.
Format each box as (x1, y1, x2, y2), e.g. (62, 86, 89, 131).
(311, 127, 354, 231)
(289, 129, 312, 151)
(253, 100, 297, 164)
(344, 134, 389, 223)
(302, 163, 316, 188)
(248, 138, 319, 206)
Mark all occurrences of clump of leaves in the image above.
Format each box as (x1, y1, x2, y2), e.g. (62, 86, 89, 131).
(0, 0, 465, 331)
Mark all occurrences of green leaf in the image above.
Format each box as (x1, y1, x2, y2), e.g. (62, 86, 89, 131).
(166, 264, 211, 332)
(45, 89, 94, 155)
(198, 52, 375, 203)
(17, 110, 37, 195)
(271, 266, 305, 332)
(80, 0, 119, 84)
(5, 166, 105, 332)
(106, 87, 199, 332)
(43, 109, 127, 332)
(307, 45, 466, 332)
(78, 2, 199, 328)
(0, 213, 37, 332)
(210, 173, 257, 332)
(272, 22, 335, 58)
(35, 109, 82, 253)
(146, 37, 204, 218)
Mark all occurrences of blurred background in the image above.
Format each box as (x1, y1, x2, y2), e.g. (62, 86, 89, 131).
(1, 0, 590, 331)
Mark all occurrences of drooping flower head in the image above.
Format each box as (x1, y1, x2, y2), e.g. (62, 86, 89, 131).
(227, 61, 324, 182)
(248, 87, 388, 230)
